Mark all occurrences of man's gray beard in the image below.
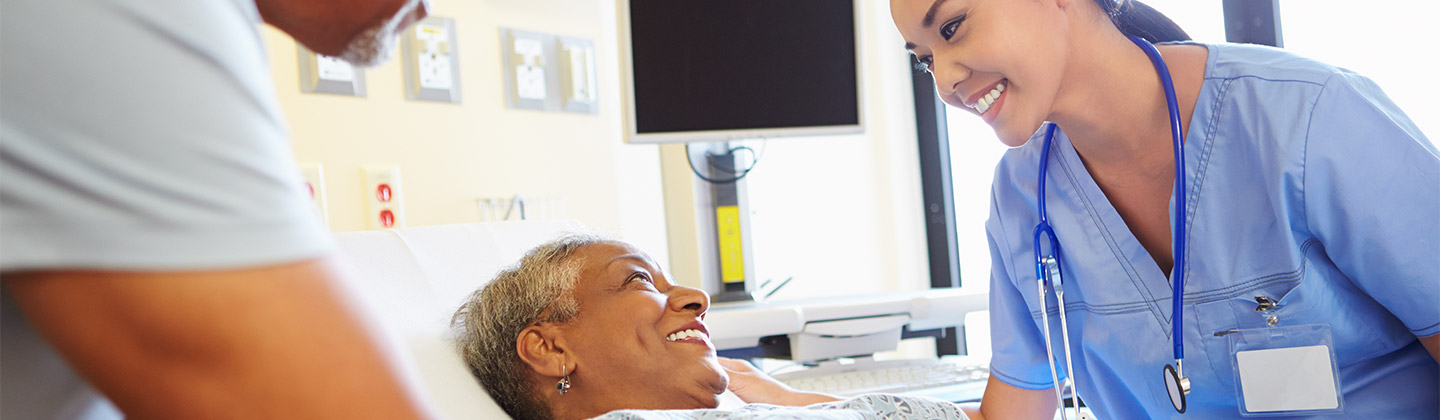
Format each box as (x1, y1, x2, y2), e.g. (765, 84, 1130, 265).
(336, 22, 396, 67)
(334, 0, 421, 67)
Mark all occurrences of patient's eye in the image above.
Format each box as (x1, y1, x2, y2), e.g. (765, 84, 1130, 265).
(626, 272, 656, 290)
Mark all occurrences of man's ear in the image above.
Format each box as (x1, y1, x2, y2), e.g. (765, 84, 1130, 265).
(516, 323, 568, 379)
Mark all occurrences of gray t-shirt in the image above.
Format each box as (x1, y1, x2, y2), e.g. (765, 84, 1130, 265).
(1, 0, 331, 417)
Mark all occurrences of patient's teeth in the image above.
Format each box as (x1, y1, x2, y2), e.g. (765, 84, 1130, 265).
(668, 329, 707, 341)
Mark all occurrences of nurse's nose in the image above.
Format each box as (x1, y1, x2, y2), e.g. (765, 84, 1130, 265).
(931, 57, 972, 98)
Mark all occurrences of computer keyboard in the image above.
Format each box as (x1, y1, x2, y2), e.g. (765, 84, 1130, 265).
(774, 356, 990, 402)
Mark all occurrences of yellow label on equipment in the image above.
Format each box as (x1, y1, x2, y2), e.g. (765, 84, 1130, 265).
(716, 205, 745, 283)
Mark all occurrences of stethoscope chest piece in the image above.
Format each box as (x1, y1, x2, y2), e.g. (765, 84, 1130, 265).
(1163, 363, 1191, 414)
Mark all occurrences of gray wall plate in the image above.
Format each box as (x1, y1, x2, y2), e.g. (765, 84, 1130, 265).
(557, 36, 598, 114)
(297, 45, 366, 96)
(500, 28, 598, 114)
(500, 28, 554, 111)
(402, 16, 462, 103)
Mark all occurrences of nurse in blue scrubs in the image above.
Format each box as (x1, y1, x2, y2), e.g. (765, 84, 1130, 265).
(891, 0, 1439, 418)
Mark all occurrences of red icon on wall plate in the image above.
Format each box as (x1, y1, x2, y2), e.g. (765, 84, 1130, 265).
(379, 209, 395, 227)
(376, 184, 392, 202)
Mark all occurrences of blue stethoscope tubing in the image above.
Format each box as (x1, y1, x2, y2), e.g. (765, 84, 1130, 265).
(1032, 35, 1190, 416)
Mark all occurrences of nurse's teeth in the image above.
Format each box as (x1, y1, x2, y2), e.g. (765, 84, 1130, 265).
(971, 80, 1007, 114)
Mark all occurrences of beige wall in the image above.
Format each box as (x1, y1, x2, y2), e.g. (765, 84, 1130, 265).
(262, 0, 930, 295)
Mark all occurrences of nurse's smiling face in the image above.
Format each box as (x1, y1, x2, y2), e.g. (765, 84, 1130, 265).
(548, 242, 727, 414)
(892, 0, 1075, 147)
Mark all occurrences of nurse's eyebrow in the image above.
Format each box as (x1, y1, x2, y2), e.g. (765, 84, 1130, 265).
(905, 0, 951, 50)
(922, 0, 950, 28)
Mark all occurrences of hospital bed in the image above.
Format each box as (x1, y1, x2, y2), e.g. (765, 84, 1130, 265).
(333, 221, 992, 419)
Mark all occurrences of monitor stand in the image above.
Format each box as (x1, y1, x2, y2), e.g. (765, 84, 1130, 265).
(660, 141, 759, 303)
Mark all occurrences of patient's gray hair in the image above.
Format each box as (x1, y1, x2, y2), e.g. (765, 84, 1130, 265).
(451, 233, 614, 420)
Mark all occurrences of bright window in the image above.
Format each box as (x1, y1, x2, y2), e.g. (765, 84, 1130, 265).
(1279, 0, 1439, 140)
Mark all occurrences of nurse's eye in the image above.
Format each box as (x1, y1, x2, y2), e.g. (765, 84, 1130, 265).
(916, 55, 934, 73)
(939, 14, 965, 40)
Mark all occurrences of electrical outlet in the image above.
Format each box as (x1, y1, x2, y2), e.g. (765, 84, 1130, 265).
(298, 162, 330, 228)
(362, 165, 404, 230)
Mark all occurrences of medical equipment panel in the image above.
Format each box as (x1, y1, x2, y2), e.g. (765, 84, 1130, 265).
(297, 44, 366, 97)
(403, 16, 461, 103)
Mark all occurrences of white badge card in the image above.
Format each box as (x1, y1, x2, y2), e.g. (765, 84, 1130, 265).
(1228, 324, 1343, 416)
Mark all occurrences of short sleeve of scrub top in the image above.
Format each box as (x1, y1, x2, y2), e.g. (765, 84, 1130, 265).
(985, 193, 1065, 390)
(1300, 72, 1440, 337)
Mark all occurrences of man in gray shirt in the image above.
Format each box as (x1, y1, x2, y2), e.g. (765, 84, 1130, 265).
(1, 0, 438, 418)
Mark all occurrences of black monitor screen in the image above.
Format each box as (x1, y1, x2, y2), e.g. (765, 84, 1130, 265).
(627, 0, 860, 136)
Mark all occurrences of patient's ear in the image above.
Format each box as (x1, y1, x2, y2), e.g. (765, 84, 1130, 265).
(516, 324, 568, 378)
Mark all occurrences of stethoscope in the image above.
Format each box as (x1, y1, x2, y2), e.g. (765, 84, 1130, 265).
(1033, 35, 1191, 418)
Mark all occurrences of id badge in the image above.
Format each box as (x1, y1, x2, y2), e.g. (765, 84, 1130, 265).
(1227, 324, 1344, 416)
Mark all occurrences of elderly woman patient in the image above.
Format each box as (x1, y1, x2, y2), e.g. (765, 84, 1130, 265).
(452, 234, 969, 420)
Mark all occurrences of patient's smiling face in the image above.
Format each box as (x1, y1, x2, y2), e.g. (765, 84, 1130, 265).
(556, 242, 726, 414)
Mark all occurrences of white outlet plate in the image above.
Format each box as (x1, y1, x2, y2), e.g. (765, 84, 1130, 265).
(298, 162, 330, 228)
(362, 165, 404, 230)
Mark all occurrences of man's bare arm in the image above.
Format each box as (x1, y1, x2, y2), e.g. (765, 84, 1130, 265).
(959, 375, 1061, 420)
(4, 258, 438, 419)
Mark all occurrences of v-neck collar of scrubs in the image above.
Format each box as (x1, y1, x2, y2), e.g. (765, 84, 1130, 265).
(1043, 41, 1215, 333)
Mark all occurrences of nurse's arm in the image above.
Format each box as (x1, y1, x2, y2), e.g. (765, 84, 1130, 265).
(1421, 334, 1440, 363)
(957, 376, 1060, 420)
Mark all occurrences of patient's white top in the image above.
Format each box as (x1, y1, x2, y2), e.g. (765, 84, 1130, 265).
(595, 394, 969, 420)
(1, 0, 330, 418)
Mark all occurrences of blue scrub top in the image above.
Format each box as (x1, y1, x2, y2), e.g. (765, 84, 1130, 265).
(985, 42, 1439, 419)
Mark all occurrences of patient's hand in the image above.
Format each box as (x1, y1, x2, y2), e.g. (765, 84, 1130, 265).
(718, 357, 841, 407)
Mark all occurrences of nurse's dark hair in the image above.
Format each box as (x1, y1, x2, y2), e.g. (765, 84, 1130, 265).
(1095, 0, 1191, 43)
